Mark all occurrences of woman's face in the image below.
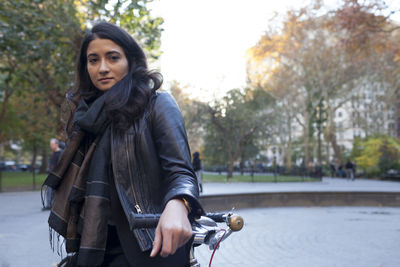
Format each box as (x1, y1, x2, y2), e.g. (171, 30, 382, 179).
(86, 38, 129, 91)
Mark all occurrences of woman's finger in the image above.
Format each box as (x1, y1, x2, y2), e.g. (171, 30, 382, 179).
(150, 225, 162, 257)
(160, 224, 177, 257)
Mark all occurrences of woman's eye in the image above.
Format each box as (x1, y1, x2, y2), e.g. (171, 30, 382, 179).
(88, 58, 97, 63)
(111, 56, 120, 61)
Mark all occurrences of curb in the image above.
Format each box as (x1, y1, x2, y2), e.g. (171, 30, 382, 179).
(200, 191, 400, 211)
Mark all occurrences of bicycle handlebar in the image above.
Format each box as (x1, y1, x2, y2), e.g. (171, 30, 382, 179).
(129, 211, 244, 267)
(130, 212, 244, 231)
(202, 212, 226, 223)
(129, 212, 227, 229)
(129, 213, 160, 228)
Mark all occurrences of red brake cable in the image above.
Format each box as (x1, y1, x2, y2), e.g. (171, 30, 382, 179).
(208, 229, 226, 267)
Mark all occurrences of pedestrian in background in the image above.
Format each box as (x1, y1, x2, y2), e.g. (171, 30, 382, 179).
(49, 138, 63, 171)
(42, 138, 62, 210)
(330, 162, 336, 177)
(338, 164, 344, 178)
(345, 159, 354, 181)
(192, 152, 203, 193)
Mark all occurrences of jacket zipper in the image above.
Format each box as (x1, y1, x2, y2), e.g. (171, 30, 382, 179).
(135, 204, 142, 213)
(125, 134, 142, 212)
(133, 130, 155, 243)
(126, 132, 154, 243)
(111, 126, 153, 251)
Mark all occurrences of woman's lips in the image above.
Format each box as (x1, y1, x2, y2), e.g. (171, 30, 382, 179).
(99, 78, 112, 83)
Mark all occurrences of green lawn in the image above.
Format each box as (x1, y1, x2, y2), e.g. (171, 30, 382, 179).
(0, 171, 318, 192)
(203, 173, 319, 183)
(0, 171, 47, 191)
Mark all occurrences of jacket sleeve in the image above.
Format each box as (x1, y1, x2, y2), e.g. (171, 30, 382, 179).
(151, 92, 204, 217)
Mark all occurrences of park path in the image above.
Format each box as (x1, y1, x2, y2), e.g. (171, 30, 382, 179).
(1, 178, 400, 266)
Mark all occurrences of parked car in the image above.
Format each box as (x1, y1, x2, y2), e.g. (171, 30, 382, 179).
(16, 164, 29, 171)
(0, 161, 17, 171)
(383, 169, 400, 181)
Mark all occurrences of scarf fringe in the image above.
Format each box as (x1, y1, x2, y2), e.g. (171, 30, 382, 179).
(49, 226, 65, 258)
(41, 185, 47, 208)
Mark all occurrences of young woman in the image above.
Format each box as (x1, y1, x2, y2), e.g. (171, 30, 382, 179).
(43, 22, 203, 267)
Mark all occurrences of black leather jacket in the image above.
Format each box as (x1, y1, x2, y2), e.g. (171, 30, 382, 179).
(111, 91, 203, 251)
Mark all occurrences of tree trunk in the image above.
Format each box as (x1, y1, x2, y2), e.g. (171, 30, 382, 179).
(227, 137, 244, 179)
(30, 144, 38, 172)
(227, 160, 234, 179)
(317, 124, 322, 165)
(39, 148, 48, 174)
(0, 143, 4, 160)
(326, 140, 331, 163)
(328, 130, 343, 165)
(304, 114, 311, 170)
(0, 90, 11, 123)
(326, 106, 343, 164)
(226, 142, 234, 179)
(286, 115, 292, 169)
(30, 144, 38, 190)
(396, 89, 400, 138)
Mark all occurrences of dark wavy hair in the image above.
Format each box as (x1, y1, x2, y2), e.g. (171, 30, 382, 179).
(68, 21, 162, 130)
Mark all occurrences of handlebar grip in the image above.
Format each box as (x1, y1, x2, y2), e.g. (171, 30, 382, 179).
(129, 213, 160, 228)
(205, 212, 226, 222)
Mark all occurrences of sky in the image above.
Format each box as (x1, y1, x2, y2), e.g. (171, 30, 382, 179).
(148, 0, 400, 101)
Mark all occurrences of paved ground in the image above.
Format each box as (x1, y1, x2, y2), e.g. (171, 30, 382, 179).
(0, 191, 61, 267)
(195, 206, 400, 267)
(1, 179, 400, 267)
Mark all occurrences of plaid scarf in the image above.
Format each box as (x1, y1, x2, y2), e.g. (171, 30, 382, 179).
(43, 94, 112, 266)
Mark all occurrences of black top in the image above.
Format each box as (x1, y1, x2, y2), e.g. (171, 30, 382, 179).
(49, 150, 62, 172)
(345, 161, 354, 169)
(192, 157, 201, 171)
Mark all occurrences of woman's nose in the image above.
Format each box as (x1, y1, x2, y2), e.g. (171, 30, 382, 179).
(99, 59, 109, 73)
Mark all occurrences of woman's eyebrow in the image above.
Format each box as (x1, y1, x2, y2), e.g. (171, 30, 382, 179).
(87, 50, 121, 58)
(87, 52, 98, 58)
(105, 50, 122, 56)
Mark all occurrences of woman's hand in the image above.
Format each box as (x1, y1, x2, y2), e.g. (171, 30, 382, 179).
(150, 198, 192, 258)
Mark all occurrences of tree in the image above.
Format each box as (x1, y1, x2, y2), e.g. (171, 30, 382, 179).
(203, 88, 275, 178)
(247, 6, 355, 166)
(0, 0, 163, 122)
(14, 89, 58, 172)
(378, 139, 400, 174)
(168, 81, 208, 153)
(79, 0, 164, 60)
(247, 0, 400, 167)
(334, 0, 400, 55)
(334, 0, 400, 136)
(352, 135, 400, 177)
(0, 0, 163, 163)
